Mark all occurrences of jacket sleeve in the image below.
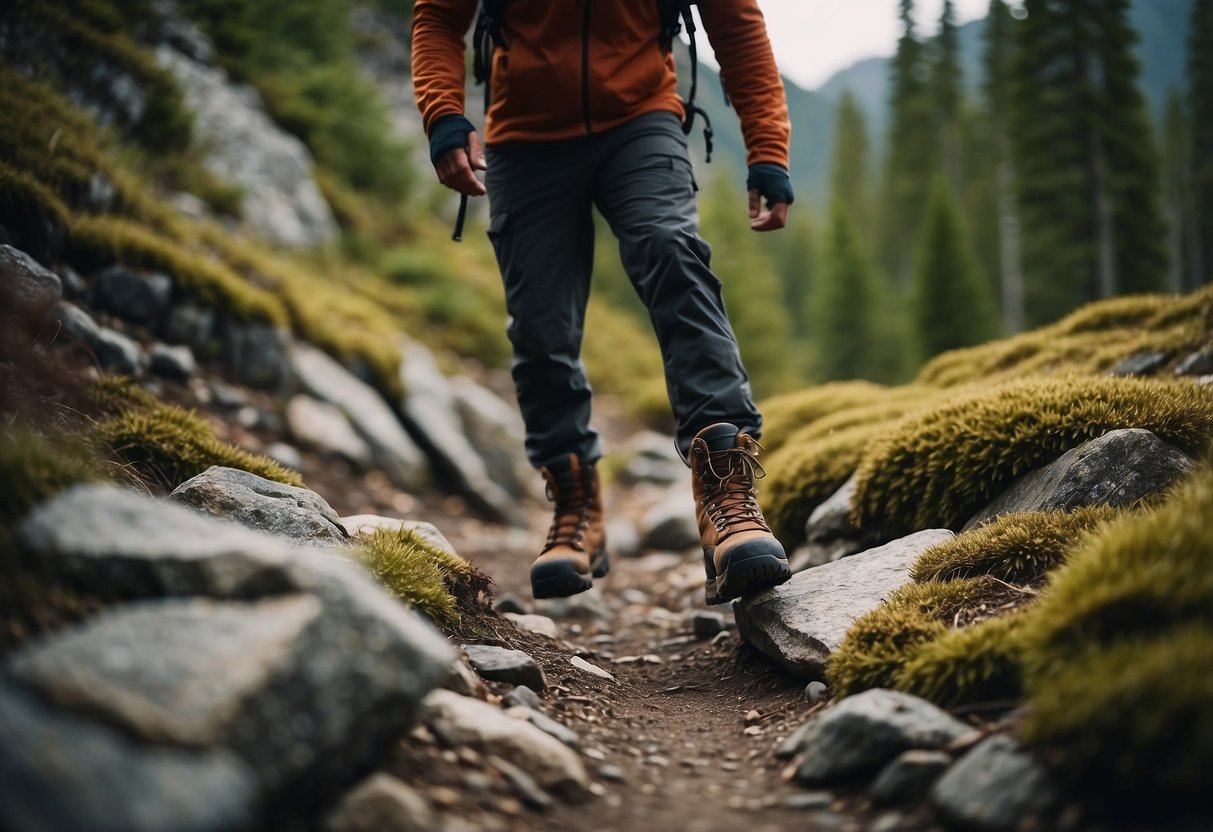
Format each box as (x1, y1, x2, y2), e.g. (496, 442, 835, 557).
(411, 0, 479, 134)
(698, 0, 791, 170)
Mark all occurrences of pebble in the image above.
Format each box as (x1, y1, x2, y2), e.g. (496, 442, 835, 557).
(805, 680, 829, 705)
(493, 594, 529, 615)
(781, 791, 833, 810)
(502, 612, 558, 639)
(870, 749, 952, 806)
(570, 656, 615, 681)
(503, 685, 543, 711)
(487, 755, 553, 810)
(598, 765, 625, 783)
(692, 611, 726, 639)
(462, 644, 547, 691)
(644, 755, 670, 767)
(869, 812, 908, 832)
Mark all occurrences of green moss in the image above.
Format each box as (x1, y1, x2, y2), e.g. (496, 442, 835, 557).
(759, 381, 891, 454)
(1022, 625, 1213, 797)
(90, 378, 301, 490)
(354, 528, 492, 632)
(827, 577, 1002, 698)
(69, 215, 288, 326)
(911, 507, 1122, 585)
(894, 612, 1027, 707)
(852, 376, 1213, 537)
(0, 429, 100, 526)
(0, 162, 73, 237)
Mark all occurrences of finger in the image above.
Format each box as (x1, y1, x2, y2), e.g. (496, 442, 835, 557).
(748, 189, 761, 221)
(467, 131, 487, 171)
(750, 202, 789, 232)
(438, 150, 486, 196)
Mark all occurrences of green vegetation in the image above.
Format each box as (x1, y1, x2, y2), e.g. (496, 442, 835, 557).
(0, 430, 100, 526)
(895, 612, 1026, 707)
(759, 381, 891, 453)
(354, 527, 492, 632)
(852, 376, 1213, 536)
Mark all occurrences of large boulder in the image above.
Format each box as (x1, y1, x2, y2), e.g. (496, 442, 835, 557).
(398, 340, 515, 524)
(1, 244, 62, 310)
(0, 682, 257, 832)
(169, 466, 348, 546)
(290, 343, 428, 492)
(964, 428, 1195, 530)
(154, 46, 337, 248)
(735, 530, 954, 679)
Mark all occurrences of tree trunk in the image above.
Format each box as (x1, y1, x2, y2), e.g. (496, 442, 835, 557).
(1090, 126, 1117, 299)
(995, 134, 1024, 332)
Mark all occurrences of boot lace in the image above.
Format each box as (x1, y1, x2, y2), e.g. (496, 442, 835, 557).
(699, 438, 770, 540)
(543, 467, 596, 553)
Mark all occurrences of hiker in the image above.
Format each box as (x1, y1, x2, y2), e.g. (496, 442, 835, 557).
(412, 0, 795, 605)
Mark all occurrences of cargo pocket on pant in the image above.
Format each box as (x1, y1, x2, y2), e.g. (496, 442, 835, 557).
(635, 154, 699, 194)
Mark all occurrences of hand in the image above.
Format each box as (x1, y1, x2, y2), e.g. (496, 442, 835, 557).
(749, 190, 789, 232)
(436, 131, 487, 196)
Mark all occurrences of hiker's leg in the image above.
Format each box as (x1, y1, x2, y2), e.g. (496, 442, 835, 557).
(486, 142, 601, 468)
(592, 112, 762, 461)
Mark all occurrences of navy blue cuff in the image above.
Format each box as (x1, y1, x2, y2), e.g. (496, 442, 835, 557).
(429, 114, 476, 168)
(746, 163, 795, 207)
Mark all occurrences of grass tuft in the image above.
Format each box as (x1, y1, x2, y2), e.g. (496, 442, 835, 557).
(893, 612, 1027, 707)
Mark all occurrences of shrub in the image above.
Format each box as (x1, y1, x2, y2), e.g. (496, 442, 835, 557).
(911, 507, 1122, 585)
(894, 612, 1027, 707)
(852, 376, 1213, 536)
(354, 527, 492, 632)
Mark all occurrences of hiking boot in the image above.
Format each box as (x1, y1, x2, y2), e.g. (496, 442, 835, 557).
(691, 423, 791, 605)
(531, 455, 610, 599)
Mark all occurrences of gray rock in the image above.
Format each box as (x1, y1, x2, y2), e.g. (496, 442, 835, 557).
(160, 299, 216, 353)
(150, 342, 198, 380)
(504, 706, 580, 748)
(58, 265, 87, 299)
(534, 589, 610, 621)
(781, 792, 833, 810)
(598, 764, 625, 782)
(735, 530, 954, 678)
(791, 690, 973, 785)
(493, 594, 530, 615)
(870, 750, 953, 805)
(502, 612, 558, 639)
(155, 47, 337, 248)
(449, 375, 534, 502)
(1174, 348, 1213, 377)
(290, 343, 428, 491)
(503, 685, 543, 710)
(800, 475, 886, 570)
(324, 773, 434, 832)
(0, 682, 257, 832)
(265, 442, 304, 473)
(338, 515, 456, 554)
(222, 321, 290, 390)
(55, 302, 102, 347)
(398, 340, 515, 523)
(90, 266, 173, 328)
(692, 611, 726, 639)
(1, 244, 62, 309)
(462, 644, 547, 691)
(488, 754, 554, 809)
(443, 658, 488, 699)
(639, 492, 699, 551)
(930, 736, 1058, 832)
(1109, 350, 1170, 377)
(169, 466, 347, 546)
(287, 395, 374, 468)
(805, 680, 829, 706)
(422, 690, 590, 801)
(965, 429, 1195, 530)
(94, 326, 144, 376)
(606, 518, 643, 558)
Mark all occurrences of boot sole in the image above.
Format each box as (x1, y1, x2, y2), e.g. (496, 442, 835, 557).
(531, 546, 610, 599)
(705, 539, 791, 606)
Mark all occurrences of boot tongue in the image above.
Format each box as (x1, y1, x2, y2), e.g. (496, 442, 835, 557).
(699, 423, 740, 453)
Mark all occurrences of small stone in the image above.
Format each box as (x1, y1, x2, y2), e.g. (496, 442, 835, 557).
(598, 765, 625, 783)
(159, 299, 215, 352)
(1, 244, 62, 310)
(1174, 348, 1213, 377)
(503, 685, 543, 710)
(570, 655, 615, 681)
(805, 680, 829, 705)
(149, 342, 198, 380)
(644, 755, 670, 767)
(781, 791, 833, 810)
(744, 709, 762, 723)
(325, 773, 434, 832)
(55, 302, 101, 347)
(91, 266, 173, 328)
(487, 755, 553, 809)
(93, 326, 143, 376)
(692, 611, 726, 639)
(505, 706, 580, 748)
(535, 590, 610, 621)
(493, 594, 529, 615)
(605, 518, 643, 558)
(639, 492, 700, 551)
(1109, 350, 1170, 377)
(444, 659, 488, 698)
(463, 644, 547, 691)
(502, 612, 558, 639)
(266, 442, 303, 472)
(930, 735, 1058, 832)
(870, 749, 952, 806)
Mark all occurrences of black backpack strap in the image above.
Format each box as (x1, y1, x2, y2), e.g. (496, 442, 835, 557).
(672, 5, 714, 163)
(457, 0, 509, 242)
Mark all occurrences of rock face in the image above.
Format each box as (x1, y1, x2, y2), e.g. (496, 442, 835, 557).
(964, 429, 1195, 530)
(290, 343, 428, 491)
(169, 466, 348, 546)
(1, 243, 62, 309)
(0, 682, 257, 832)
(423, 690, 590, 801)
(154, 46, 337, 248)
(398, 340, 515, 523)
(735, 530, 954, 679)
(786, 690, 973, 785)
(930, 736, 1058, 831)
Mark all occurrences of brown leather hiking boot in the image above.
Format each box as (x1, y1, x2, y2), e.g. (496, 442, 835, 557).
(691, 423, 791, 605)
(531, 455, 610, 599)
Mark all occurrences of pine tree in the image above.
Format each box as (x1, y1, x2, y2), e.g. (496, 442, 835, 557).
(982, 0, 1024, 331)
(880, 0, 936, 284)
(932, 0, 964, 190)
(829, 91, 873, 242)
(1010, 0, 1168, 326)
(1191, 0, 1213, 285)
(812, 200, 883, 381)
(1162, 90, 1193, 292)
(910, 176, 999, 361)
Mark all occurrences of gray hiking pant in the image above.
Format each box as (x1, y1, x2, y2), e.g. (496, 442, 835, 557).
(485, 111, 762, 468)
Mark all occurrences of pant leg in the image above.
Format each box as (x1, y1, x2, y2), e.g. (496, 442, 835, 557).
(486, 141, 602, 469)
(591, 113, 762, 460)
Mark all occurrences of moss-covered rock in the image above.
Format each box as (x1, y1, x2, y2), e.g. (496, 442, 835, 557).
(759, 381, 891, 453)
(852, 377, 1213, 537)
(894, 612, 1027, 708)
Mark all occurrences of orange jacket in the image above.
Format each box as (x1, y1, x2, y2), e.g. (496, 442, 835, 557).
(411, 0, 791, 169)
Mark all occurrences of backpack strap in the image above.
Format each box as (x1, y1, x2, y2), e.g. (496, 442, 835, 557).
(473, 0, 509, 114)
(658, 2, 714, 163)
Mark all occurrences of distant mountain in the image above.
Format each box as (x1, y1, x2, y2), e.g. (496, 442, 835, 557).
(695, 0, 1195, 209)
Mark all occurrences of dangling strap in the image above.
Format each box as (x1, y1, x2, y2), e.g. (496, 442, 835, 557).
(676, 7, 714, 163)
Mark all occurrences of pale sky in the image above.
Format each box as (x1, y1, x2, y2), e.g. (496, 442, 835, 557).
(698, 0, 992, 90)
